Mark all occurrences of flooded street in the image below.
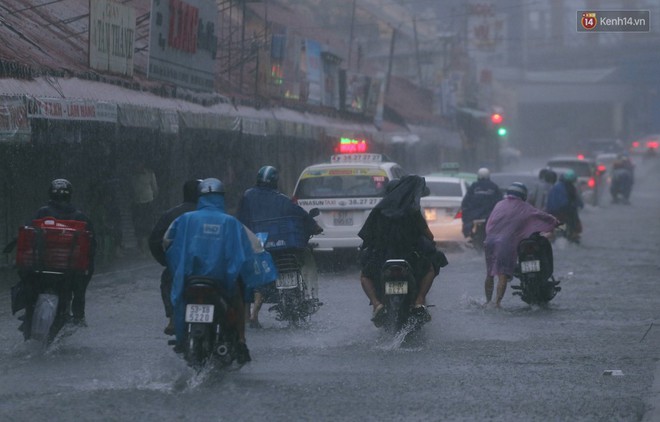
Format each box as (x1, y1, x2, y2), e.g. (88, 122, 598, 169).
(1, 157, 659, 421)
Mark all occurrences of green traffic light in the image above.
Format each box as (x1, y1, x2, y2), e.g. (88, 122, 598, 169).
(497, 127, 507, 137)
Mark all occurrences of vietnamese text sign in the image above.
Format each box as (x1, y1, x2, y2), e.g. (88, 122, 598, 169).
(89, 0, 136, 76)
(27, 98, 118, 123)
(0, 97, 31, 142)
(148, 0, 218, 92)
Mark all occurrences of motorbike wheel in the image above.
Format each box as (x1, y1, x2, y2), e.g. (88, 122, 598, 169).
(30, 294, 59, 346)
(185, 324, 212, 368)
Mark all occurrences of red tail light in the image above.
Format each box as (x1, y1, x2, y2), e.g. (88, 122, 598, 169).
(577, 154, 585, 160)
(648, 141, 659, 149)
(588, 177, 595, 189)
(632, 141, 640, 148)
(597, 164, 606, 174)
(454, 209, 462, 219)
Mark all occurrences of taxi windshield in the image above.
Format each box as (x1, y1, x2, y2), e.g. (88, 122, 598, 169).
(295, 174, 389, 199)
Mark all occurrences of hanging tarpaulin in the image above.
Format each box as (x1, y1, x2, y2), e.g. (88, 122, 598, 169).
(179, 111, 236, 131)
(0, 96, 30, 142)
(159, 109, 179, 134)
(117, 103, 159, 128)
(26, 97, 118, 123)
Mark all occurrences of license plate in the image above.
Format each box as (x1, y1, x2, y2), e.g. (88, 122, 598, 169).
(521, 260, 541, 273)
(185, 304, 215, 323)
(385, 281, 408, 295)
(276, 272, 298, 289)
(333, 211, 353, 226)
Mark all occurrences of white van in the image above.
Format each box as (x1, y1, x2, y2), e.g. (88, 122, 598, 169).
(292, 154, 407, 253)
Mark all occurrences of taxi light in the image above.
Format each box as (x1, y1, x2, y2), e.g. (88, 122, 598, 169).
(337, 137, 368, 154)
(577, 154, 585, 160)
(588, 177, 595, 189)
(454, 209, 462, 219)
(424, 208, 437, 222)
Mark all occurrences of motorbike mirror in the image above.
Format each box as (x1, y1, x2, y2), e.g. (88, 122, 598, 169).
(309, 208, 320, 218)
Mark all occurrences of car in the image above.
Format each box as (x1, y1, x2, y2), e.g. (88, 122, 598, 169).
(546, 156, 603, 206)
(420, 175, 470, 248)
(427, 162, 478, 185)
(292, 153, 407, 254)
(576, 138, 625, 159)
(630, 134, 660, 156)
(500, 145, 522, 165)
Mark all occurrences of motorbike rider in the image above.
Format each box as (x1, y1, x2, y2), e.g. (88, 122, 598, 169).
(19, 179, 97, 336)
(610, 155, 634, 204)
(148, 179, 201, 336)
(460, 167, 502, 242)
(358, 175, 447, 327)
(164, 178, 254, 363)
(236, 165, 323, 328)
(546, 169, 584, 243)
(528, 168, 557, 211)
(483, 182, 559, 308)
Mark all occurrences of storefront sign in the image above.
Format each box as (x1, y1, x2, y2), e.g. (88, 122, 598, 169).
(147, 0, 217, 92)
(26, 98, 118, 122)
(0, 97, 30, 142)
(89, 0, 136, 76)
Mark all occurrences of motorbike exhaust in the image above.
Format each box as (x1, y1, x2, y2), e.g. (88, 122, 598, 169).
(216, 344, 229, 356)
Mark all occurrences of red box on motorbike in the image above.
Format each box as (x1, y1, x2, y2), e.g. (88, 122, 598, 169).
(251, 216, 307, 251)
(16, 218, 92, 272)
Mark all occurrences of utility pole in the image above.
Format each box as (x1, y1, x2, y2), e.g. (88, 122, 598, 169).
(347, 0, 357, 71)
(240, 0, 247, 92)
(413, 16, 422, 86)
(385, 26, 396, 97)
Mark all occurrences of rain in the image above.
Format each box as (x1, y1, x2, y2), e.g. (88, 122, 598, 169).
(1, 0, 660, 421)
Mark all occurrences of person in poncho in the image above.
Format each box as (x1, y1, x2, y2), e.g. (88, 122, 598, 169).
(358, 175, 447, 326)
(164, 178, 268, 364)
(484, 182, 559, 307)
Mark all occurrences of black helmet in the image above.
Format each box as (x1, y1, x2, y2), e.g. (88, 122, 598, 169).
(183, 179, 202, 202)
(257, 165, 279, 189)
(49, 178, 72, 202)
(198, 178, 225, 195)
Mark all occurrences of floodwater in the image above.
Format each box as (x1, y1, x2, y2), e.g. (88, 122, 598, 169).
(1, 156, 659, 421)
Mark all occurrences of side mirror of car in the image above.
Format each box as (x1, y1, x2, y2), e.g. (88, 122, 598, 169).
(309, 208, 320, 218)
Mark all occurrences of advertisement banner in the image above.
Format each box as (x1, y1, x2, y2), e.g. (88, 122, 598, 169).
(26, 98, 118, 123)
(147, 0, 218, 92)
(0, 97, 30, 142)
(343, 71, 370, 114)
(304, 40, 322, 105)
(89, 0, 136, 76)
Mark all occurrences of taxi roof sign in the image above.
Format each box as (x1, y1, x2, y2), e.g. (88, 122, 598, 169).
(330, 154, 383, 163)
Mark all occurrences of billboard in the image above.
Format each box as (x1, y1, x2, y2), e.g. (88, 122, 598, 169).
(148, 0, 218, 92)
(89, 0, 136, 76)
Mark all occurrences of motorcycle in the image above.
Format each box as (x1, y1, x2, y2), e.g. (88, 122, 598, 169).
(467, 218, 486, 252)
(13, 218, 92, 347)
(377, 259, 427, 334)
(168, 276, 242, 369)
(511, 232, 561, 305)
(254, 209, 323, 327)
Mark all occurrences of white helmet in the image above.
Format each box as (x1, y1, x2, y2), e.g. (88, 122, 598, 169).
(477, 168, 490, 180)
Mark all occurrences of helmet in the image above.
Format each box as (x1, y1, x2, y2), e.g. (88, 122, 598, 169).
(183, 179, 202, 202)
(506, 182, 528, 201)
(544, 169, 557, 184)
(198, 178, 225, 195)
(561, 169, 577, 183)
(477, 167, 490, 180)
(256, 165, 279, 189)
(49, 178, 73, 202)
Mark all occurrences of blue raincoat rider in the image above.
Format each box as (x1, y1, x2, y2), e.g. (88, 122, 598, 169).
(164, 178, 257, 362)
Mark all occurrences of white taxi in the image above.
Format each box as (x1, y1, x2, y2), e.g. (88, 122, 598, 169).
(292, 154, 407, 253)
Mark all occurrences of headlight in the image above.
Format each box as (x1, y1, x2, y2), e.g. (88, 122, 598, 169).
(424, 208, 437, 222)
